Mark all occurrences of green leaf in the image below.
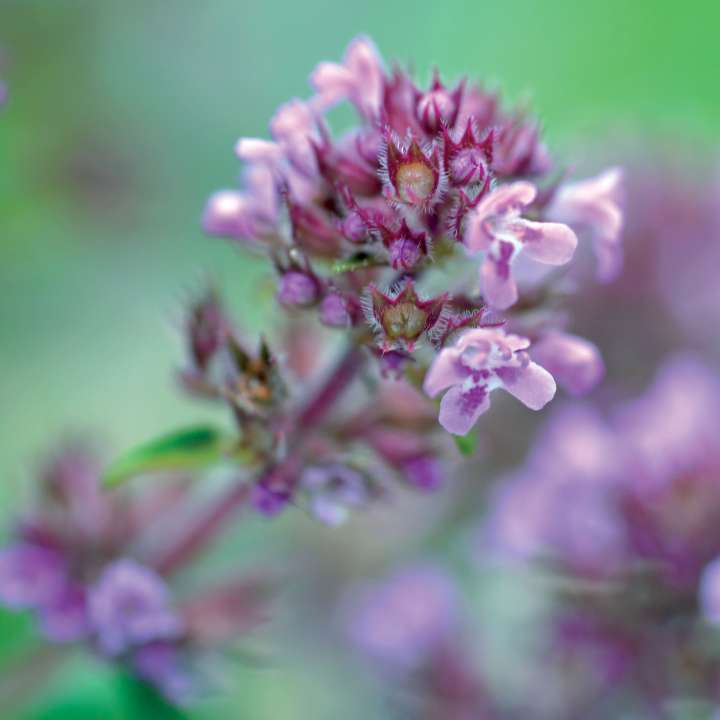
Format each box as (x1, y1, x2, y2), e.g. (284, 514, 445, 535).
(103, 425, 226, 488)
(116, 672, 189, 720)
(453, 430, 477, 456)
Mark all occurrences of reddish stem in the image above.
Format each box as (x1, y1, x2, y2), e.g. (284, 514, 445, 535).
(155, 344, 365, 576)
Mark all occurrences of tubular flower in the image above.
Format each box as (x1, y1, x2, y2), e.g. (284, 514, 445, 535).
(546, 167, 625, 282)
(530, 330, 605, 396)
(464, 182, 578, 309)
(423, 328, 556, 435)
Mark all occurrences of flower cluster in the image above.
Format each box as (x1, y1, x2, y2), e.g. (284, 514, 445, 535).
(342, 565, 493, 718)
(482, 355, 720, 714)
(0, 446, 267, 704)
(194, 36, 623, 533)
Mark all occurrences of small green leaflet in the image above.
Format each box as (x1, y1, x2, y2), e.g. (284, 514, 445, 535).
(103, 425, 226, 488)
(453, 430, 478, 456)
(331, 254, 378, 274)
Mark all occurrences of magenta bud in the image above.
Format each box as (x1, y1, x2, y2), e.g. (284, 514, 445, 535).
(388, 237, 422, 271)
(277, 271, 319, 308)
(450, 147, 488, 186)
(338, 212, 368, 242)
(400, 455, 443, 492)
(320, 293, 352, 327)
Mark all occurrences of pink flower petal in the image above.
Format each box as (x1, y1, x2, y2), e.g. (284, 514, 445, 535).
(475, 181, 536, 219)
(530, 331, 604, 396)
(235, 138, 283, 164)
(520, 220, 577, 265)
(497, 362, 556, 410)
(423, 348, 466, 397)
(481, 258, 518, 309)
(310, 36, 384, 118)
(438, 384, 491, 435)
(464, 212, 493, 252)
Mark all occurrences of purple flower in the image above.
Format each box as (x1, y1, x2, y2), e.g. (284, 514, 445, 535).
(484, 405, 626, 575)
(309, 35, 384, 119)
(277, 271, 320, 308)
(38, 584, 90, 643)
(0, 543, 67, 610)
(546, 168, 624, 282)
(399, 455, 443, 492)
(300, 463, 369, 526)
(0, 543, 91, 643)
(344, 565, 457, 670)
(464, 182, 577, 309)
(319, 292, 353, 328)
(202, 164, 278, 243)
(88, 559, 183, 656)
(251, 476, 293, 517)
(423, 328, 556, 435)
(530, 331, 605, 396)
(700, 558, 720, 625)
(133, 642, 194, 705)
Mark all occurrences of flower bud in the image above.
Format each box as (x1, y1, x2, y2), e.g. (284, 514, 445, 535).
(400, 455, 443, 492)
(319, 292, 352, 327)
(277, 271, 320, 308)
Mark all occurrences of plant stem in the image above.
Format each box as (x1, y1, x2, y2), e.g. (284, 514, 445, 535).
(155, 343, 365, 576)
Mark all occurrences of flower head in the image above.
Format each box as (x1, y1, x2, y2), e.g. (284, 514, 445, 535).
(423, 327, 556, 435)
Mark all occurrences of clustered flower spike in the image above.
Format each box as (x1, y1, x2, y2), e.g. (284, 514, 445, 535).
(0, 446, 269, 705)
(202, 37, 623, 451)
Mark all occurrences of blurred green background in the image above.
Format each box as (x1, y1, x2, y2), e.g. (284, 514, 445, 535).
(1, 1, 719, 717)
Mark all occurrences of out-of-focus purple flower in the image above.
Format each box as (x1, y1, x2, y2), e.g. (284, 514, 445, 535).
(277, 270, 320, 308)
(38, 584, 90, 643)
(133, 642, 195, 705)
(485, 405, 626, 575)
(699, 558, 720, 625)
(613, 356, 720, 587)
(344, 565, 457, 670)
(487, 355, 720, 587)
(251, 477, 293, 517)
(547, 168, 624, 282)
(88, 559, 184, 656)
(423, 327, 556, 435)
(399, 455, 443, 492)
(464, 182, 577, 309)
(300, 463, 369, 526)
(319, 292, 354, 328)
(530, 331, 605, 396)
(0, 543, 67, 610)
(310, 35, 384, 118)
